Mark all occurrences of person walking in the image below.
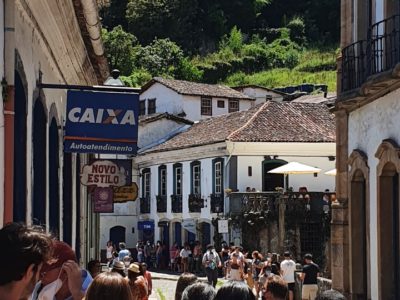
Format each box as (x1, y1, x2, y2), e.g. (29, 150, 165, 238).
(180, 243, 192, 273)
(280, 251, 296, 300)
(299, 253, 320, 300)
(202, 244, 221, 287)
(193, 241, 203, 274)
(118, 242, 131, 261)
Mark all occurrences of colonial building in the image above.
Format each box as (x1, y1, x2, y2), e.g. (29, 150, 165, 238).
(334, 1, 400, 299)
(1, 0, 108, 264)
(232, 84, 287, 103)
(139, 77, 255, 121)
(135, 101, 336, 247)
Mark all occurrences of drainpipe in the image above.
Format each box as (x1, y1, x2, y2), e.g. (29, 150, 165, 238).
(80, 0, 104, 56)
(0, 0, 5, 227)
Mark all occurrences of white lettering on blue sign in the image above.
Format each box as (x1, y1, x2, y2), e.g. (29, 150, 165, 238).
(68, 108, 136, 125)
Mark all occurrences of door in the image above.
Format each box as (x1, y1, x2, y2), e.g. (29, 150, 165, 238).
(110, 226, 126, 249)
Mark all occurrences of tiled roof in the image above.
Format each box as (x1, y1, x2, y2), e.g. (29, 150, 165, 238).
(139, 113, 193, 125)
(290, 93, 336, 104)
(142, 101, 335, 154)
(141, 77, 253, 100)
(232, 84, 288, 96)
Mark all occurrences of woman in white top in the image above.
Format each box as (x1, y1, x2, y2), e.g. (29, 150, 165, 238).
(106, 241, 114, 263)
(180, 244, 192, 273)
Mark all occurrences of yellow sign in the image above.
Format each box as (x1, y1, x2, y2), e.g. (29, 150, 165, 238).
(113, 183, 138, 203)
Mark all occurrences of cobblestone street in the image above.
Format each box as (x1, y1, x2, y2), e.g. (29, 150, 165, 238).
(150, 277, 177, 300)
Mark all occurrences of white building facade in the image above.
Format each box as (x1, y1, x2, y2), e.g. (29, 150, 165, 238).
(136, 101, 336, 247)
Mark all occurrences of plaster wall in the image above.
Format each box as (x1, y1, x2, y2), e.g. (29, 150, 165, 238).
(140, 83, 184, 116)
(239, 87, 284, 104)
(348, 88, 400, 300)
(237, 155, 335, 192)
(138, 118, 189, 149)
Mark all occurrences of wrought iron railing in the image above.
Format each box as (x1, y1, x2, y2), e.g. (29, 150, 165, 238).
(210, 193, 224, 213)
(342, 15, 400, 93)
(171, 194, 182, 213)
(140, 196, 150, 214)
(188, 193, 203, 213)
(370, 14, 400, 75)
(341, 40, 367, 92)
(156, 195, 167, 213)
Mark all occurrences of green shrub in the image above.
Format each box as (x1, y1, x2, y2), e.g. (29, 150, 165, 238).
(175, 57, 204, 81)
(287, 17, 306, 45)
(120, 69, 152, 87)
(265, 38, 300, 69)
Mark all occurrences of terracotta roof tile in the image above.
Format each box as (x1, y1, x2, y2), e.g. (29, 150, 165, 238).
(142, 101, 335, 154)
(141, 77, 253, 100)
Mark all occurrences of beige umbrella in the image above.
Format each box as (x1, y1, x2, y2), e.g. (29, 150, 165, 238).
(268, 161, 321, 191)
(324, 168, 336, 176)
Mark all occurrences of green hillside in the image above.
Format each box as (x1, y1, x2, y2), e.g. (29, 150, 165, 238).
(99, 0, 339, 91)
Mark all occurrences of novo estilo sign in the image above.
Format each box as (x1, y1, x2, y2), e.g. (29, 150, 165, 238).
(64, 90, 139, 155)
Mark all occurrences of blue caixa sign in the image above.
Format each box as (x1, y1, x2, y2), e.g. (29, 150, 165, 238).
(64, 90, 139, 155)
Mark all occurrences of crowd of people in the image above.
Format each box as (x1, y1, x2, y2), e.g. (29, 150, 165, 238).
(0, 222, 346, 300)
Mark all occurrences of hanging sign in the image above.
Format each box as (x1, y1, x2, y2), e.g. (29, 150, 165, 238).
(182, 219, 196, 234)
(93, 187, 114, 213)
(64, 90, 139, 155)
(81, 160, 126, 187)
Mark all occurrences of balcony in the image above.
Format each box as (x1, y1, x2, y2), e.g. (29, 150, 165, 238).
(210, 193, 224, 214)
(341, 15, 400, 95)
(140, 196, 150, 214)
(188, 193, 203, 213)
(171, 195, 182, 213)
(156, 195, 167, 213)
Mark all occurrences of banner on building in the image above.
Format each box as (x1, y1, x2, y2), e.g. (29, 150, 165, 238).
(113, 183, 138, 203)
(182, 219, 196, 234)
(92, 187, 114, 213)
(64, 90, 139, 155)
(138, 220, 154, 230)
(218, 220, 229, 233)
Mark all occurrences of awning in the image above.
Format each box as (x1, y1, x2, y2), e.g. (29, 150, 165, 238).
(138, 220, 154, 230)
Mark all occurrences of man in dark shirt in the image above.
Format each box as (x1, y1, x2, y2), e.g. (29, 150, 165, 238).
(299, 253, 319, 300)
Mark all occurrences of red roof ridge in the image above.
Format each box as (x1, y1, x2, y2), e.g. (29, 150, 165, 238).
(227, 102, 270, 140)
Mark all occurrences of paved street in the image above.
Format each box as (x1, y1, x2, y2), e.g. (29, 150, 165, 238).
(148, 271, 208, 300)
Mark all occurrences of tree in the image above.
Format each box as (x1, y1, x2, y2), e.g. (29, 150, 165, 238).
(99, 0, 129, 30)
(134, 38, 184, 76)
(101, 25, 137, 75)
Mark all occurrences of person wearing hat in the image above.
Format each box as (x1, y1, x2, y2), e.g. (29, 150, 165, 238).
(111, 261, 126, 277)
(202, 244, 221, 287)
(127, 263, 148, 300)
(280, 251, 296, 300)
(31, 241, 93, 300)
(299, 253, 320, 300)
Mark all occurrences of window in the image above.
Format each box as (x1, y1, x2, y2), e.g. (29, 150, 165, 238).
(142, 169, 151, 197)
(191, 161, 201, 194)
(159, 165, 167, 196)
(139, 100, 146, 115)
(148, 98, 156, 114)
(213, 158, 224, 194)
(201, 97, 212, 115)
(173, 163, 182, 195)
(248, 166, 252, 177)
(266, 95, 273, 101)
(228, 99, 239, 113)
(217, 100, 225, 108)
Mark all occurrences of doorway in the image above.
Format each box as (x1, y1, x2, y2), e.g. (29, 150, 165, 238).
(262, 159, 287, 191)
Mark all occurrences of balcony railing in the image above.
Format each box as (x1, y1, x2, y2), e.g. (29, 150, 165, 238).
(171, 195, 182, 213)
(210, 193, 224, 214)
(188, 193, 203, 213)
(341, 40, 367, 92)
(140, 196, 150, 214)
(156, 195, 167, 213)
(342, 15, 400, 93)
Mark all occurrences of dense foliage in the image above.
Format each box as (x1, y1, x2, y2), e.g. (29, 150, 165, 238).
(99, 0, 339, 90)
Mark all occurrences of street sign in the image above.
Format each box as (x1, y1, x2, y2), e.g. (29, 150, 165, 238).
(64, 90, 139, 155)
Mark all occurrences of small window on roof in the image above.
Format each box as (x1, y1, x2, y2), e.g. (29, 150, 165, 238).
(266, 95, 273, 101)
